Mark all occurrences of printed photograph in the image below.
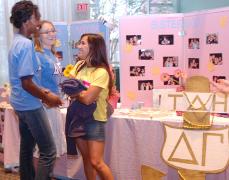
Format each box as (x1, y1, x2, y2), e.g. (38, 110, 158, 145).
(159, 34, 174, 45)
(163, 56, 178, 67)
(130, 66, 145, 77)
(71, 40, 79, 49)
(188, 58, 199, 69)
(139, 49, 154, 60)
(209, 53, 223, 65)
(188, 38, 200, 49)
(164, 75, 179, 85)
(212, 75, 226, 83)
(126, 35, 142, 46)
(138, 80, 154, 90)
(55, 51, 63, 61)
(206, 33, 218, 44)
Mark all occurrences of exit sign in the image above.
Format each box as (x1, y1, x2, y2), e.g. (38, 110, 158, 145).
(76, 3, 89, 11)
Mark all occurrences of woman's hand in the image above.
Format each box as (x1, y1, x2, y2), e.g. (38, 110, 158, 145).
(72, 86, 101, 105)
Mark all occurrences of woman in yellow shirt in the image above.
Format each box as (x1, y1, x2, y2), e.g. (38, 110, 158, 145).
(69, 33, 114, 180)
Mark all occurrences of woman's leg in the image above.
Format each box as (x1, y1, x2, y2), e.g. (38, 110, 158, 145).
(25, 107, 57, 180)
(88, 140, 114, 180)
(75, 138, 97, 180)
(17, 112, 36, 180)
(16, 107, 56, 180)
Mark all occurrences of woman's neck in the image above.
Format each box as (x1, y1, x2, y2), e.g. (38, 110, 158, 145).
(85, 58, 92, 67)
(42, 44, 52, 50)
(19, 28, 32, 39)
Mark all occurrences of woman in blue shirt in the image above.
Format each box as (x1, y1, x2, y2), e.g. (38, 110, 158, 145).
(9, 2, 63, 179)
(34, 20, 66, 157)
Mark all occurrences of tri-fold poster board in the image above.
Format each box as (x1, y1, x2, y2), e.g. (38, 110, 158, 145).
(119, 7, 229, 108)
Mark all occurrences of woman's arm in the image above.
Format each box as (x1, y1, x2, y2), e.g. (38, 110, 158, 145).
(71, 85, 102, 105)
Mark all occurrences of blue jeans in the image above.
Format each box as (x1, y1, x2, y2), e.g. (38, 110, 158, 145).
(81, 119, 106, 141)
(16, 107, 56, 180)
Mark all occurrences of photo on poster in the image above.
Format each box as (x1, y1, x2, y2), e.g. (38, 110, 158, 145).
(56, 51, 63, 61)
(212, 75, 226, 83)
(188, 58, 199, 69)
(71, 40, 79, 49)
(72, 54, 78, 63)
(138, 80, 153, 90)
(164, 75, 179, 85)
(163, 56, 178, 67)
(130, 66, 145, 76)
(209, 53, 223, 65)
(159, 35, 174, 45)
(206, 33, 218, 44)
(139, 49, 154, 60)
(126, 35, 142, 46)
(188, 38, 200, 49)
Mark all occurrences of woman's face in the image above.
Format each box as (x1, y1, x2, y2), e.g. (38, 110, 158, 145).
(77, 36, 90, 60)
(39, 22, 56, 49)
(28, 13, 40, 35)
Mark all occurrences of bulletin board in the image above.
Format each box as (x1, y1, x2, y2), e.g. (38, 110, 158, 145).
(53, 22, 69, 67)
(119, 7, 229, 108)
(70, 20, 110, 64)
(53, 20, 110, 67)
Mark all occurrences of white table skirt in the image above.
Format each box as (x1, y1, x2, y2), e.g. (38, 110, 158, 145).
(2, 107, 229, 180)
(104, 110, 229, 180)
(2, 107, 86, 179)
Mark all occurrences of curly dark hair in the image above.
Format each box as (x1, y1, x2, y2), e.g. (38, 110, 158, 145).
(10, 0, 40, 29)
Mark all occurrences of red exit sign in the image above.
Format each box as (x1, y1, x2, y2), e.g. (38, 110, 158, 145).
(76, 3, 89, 11)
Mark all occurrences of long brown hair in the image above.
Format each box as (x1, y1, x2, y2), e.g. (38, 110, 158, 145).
(34, 20, 56, 55)
(78, 33, 113, 96)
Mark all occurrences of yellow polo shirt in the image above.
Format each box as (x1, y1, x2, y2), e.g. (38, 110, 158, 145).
(70, 62, 109, 121)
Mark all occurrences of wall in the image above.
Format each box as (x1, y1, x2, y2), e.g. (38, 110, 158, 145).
(179, 0, 229, 13)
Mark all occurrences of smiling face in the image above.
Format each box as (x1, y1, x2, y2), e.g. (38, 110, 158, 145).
(39, 22, 56, 49)
(77, 35, 90, 61)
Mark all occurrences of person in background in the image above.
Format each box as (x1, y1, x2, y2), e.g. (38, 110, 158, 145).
(161, 36, 170, 45)
(69, 33, 114, 180)
(8, 1, 63, 179)
(34, 20, 66, 157)
(189, 58, 199, 69)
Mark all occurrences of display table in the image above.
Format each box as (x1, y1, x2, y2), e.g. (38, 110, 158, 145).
(1, 107, 229, 180)
(104, 109, 229, 180)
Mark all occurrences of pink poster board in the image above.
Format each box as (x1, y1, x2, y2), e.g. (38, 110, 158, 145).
(119, 7, 229, 108)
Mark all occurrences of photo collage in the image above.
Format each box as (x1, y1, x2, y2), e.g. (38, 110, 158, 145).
(120, 11, 229, 107)
(188, 33, 224, 83)
(126, 31, 225, 92)
(126, 34, 181, 90)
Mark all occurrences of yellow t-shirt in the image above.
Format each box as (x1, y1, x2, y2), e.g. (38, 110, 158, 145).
(70, 62, 109, 122)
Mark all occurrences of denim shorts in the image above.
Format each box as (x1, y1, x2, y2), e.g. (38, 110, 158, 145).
(81, 119, 106, 141)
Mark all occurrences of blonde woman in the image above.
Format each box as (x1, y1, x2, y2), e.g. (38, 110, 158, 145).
(34, 20, 66, 157)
